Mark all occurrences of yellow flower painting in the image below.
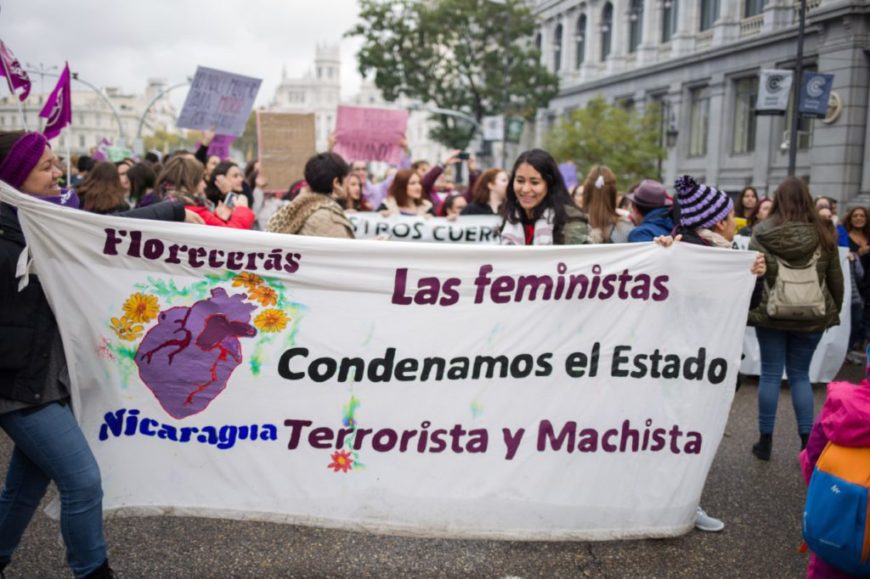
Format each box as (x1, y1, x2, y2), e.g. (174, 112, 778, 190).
(111, 316, 144, 341)
(233, 272, 264, 290)
(121, 293, 159, 324)
(248, 285, 278, 307)
(254, 309, 289, 333)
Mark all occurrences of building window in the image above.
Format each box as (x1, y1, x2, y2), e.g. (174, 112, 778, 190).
(662, 0, 678, 42)
(0, 116, 4, 126)
(733, 77, 758, 155)
(688, 86, 710, 157)
(744, 0, 768, 18)
(553, 23, 563, 71)
(601, 3, 613, 61)
(79, 135, 86, 148)
(628, 0, 643, 53)
(575, 14, 587, 68)
(535, 33, 542, 57)
(700, 0, 720, 31)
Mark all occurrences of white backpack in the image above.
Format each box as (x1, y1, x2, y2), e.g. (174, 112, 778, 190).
(766, 248, 826, 321)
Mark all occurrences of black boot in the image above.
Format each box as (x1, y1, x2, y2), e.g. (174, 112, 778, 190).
(83, 559, 115, 579)
(752, 434, 772, 461)
(800, 432, 810, 450)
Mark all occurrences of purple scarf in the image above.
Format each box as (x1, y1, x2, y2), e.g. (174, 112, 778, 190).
(42, 188, 80, 209)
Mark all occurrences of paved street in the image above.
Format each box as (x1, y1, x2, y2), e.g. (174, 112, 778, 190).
(4, 363, 862, 579)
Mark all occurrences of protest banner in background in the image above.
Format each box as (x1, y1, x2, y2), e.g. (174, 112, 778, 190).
(732, 236, 849, 382)
(177, 66, 261, 136)
(257, 112, 316, 193)
(207, 134, 235, 160)
(348, 213, 501, 244)
(333, 106, 408, 165)
(4, 183, 756, 540)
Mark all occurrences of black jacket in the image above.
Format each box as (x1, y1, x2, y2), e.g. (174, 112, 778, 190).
(0, 201, 185, 403)
(460, 202, 496, 216)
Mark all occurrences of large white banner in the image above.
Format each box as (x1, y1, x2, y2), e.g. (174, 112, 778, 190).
(3, 185, 756, 541)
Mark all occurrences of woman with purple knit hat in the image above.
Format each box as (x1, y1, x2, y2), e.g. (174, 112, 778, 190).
(659, 175, 768, 533)
(0, 130, 198, 578)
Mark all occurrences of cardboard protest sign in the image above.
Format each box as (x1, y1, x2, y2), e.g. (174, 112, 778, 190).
(177, 66, 261, 136)
(333, 106, 408, 165)
(5, 182, 756, 541)
(257, 112, 316, 192)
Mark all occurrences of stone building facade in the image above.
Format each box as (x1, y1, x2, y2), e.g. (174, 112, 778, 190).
(533, 0, 870, 202)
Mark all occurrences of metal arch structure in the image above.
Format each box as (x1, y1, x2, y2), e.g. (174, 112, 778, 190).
(409, 103, 482, 136)
(135, 80, 191, 148)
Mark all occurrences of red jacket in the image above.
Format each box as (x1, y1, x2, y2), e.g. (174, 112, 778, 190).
(186, 205, 254, 229)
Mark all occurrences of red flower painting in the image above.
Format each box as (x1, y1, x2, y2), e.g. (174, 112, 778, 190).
(328, 450, 354, 473)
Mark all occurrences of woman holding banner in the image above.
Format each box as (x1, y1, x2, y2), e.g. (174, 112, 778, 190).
(749, 177, 843, 461)
(0, 130, 197, 578)
(659, 174, 767, 532)
(499, 149, 592, 246)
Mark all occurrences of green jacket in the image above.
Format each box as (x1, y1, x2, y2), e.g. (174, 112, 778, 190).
(559, 205, 593, 245)
(748, 219, 843, 332)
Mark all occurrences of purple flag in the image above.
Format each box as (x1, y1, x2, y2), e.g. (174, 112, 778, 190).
(39, 63, 72, 140)
(207, 134, 235, 160)
(0, 40, 31, 102)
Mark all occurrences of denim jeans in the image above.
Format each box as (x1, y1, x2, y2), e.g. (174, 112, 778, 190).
(0, 402, 106, 577)
(756, 327, 824, 435)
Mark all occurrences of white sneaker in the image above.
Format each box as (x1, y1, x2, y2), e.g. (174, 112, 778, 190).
(695, 506, 725, 532)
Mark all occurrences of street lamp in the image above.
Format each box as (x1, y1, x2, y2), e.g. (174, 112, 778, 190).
(407, 102, 482, 137)
(135, 79, 191, 154)
(787, 0, 807, 176)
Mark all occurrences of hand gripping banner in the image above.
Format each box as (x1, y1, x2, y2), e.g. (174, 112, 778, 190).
(1, 184, 756, 540)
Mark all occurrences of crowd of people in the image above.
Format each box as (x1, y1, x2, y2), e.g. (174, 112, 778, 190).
(0, 126, 865, 578)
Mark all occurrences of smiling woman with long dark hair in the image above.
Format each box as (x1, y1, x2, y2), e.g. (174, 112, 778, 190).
(500, 149, 592, 246)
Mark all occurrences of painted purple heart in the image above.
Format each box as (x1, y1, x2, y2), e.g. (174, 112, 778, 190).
(136, 288, 257, 419)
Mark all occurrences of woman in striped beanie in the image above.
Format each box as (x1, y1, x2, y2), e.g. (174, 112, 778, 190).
(658, 174, 767, 534)
(672, 175, 736, 247)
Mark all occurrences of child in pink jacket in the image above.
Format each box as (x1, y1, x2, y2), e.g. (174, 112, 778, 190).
(799, 354, 870, 578)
